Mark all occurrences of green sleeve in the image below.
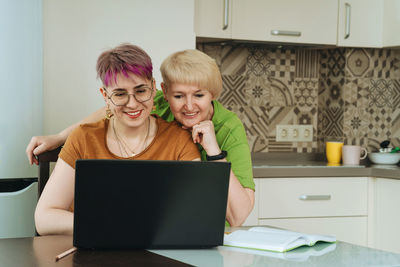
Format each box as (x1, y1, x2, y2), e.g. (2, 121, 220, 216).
(219, 124, 255, 191)
(152, 90, 175, 122)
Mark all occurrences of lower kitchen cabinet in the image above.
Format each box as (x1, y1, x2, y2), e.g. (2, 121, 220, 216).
(243, 177, 370, 246)
(243, 175, 400, 252)
(373, 177, 400, 254)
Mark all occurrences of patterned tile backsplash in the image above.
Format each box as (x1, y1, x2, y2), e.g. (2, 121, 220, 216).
(197, 44, 400, 153)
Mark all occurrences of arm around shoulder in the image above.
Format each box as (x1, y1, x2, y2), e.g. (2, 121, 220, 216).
(26, 107, 106, 165)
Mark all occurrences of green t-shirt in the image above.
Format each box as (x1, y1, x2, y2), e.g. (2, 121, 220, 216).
(153, 90, 255, 191)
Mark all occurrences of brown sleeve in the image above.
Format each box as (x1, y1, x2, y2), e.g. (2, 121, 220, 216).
(176, 131, 201, 161)
(58, 126, 84, 169)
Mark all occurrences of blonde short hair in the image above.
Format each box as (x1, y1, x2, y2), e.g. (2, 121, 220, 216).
(160, 49, 222, 99)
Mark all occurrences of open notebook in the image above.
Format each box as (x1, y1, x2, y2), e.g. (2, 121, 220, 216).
(223, 227, 336, 253)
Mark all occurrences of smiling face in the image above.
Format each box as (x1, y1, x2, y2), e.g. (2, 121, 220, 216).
(101, 73, 155, 130)
(163, 83, 214, 128)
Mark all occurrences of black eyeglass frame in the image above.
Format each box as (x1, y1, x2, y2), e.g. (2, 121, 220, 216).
(104, 79, 154, 106)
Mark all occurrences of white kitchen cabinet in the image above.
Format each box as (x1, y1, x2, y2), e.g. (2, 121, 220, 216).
(195, 0, 338, 45)
(232, 0, 338, 45)
(337, 0, 383, 47)
(383, 0, 400, 47)
(195, 0, 231, 39)
(374, 177, 400, 254)
(247, 177, 370, 246)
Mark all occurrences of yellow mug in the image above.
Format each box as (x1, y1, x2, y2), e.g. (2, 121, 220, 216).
(326, 141, 344, 164)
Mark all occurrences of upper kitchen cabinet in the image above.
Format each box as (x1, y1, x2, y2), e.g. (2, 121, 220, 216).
(383, 0, 400, 47)
(195, 0, 338, 45)
(195, 0, 232, 39)
(337, 0, 383, 47)
(232, 0, 338, 45)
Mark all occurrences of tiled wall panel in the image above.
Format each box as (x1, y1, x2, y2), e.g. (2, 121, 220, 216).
(198, 44, 400, 153)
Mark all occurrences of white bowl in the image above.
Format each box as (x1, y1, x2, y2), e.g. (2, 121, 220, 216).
(368, 152, 400, 165)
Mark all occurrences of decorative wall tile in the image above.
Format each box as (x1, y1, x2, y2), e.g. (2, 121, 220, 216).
(230, 105, 269, 139)
(343, 107, 369, 138)
(244, 75, 270, 106)
(294, 141, 318, 153)
(350, 78, 370, 108)
(316, 136, 325, 153)
(392, 49, 400, 79)
(345, 49, 372, 78)
(220, 75, 248, 107)
(393, 79, 400, 109)
(295, 49, 319, 78)
(369, 79, 393, 108)
(320, 48, 346, 78)
(371, 49, 395, 78)
(317, 107, 325, 137)
(391, 107, 400, 140)
(221, 46, 248, 76)
(343, 78, 358, 107)
(318, 79, 328, 109)
(246, 47, 271, 77)
(249, 135, 269, 152)
(294, 106, 317, 126)
(269, 48, 296, 80)
(344, 136, 368, 147)
(367, 107, 392, 140)
(267, 137, 296, 152)
(293, 78, 318, 107)
(268, 77, 294, 107)
(321, 107, 344, 137)
(318, 77, 345, 109)
(197, 44, 222, 68)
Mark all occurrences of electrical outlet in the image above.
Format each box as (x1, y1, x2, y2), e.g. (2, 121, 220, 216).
(276, 125, 313, 142)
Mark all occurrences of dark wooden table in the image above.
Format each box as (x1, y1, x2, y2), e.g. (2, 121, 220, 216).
(0, 235, 192, 267)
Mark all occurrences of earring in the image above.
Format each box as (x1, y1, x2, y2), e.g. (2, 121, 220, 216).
(105, 106, 113, 119)
(152, 105, 156, 112)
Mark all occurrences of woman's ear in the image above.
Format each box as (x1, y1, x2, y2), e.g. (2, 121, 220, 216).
(161, 82, 168, 101)
(99, 87, 108, 102)
(151, 79, 157, 92)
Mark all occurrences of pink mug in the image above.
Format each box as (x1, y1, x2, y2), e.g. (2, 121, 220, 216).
(342, 145, 368, 165)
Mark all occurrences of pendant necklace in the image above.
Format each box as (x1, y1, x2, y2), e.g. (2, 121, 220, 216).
(112, 117, 151, 157)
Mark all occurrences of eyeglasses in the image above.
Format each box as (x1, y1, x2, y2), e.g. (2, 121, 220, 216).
(105, 82, 153, 106)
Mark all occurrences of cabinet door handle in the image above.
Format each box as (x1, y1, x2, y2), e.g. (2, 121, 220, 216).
(345, 3, 351, 39)
(299, 195, 331, 200)
(271, 30, 301, 37)
(222, 0, 229, 30)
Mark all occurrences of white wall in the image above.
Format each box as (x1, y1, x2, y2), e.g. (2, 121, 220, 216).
(0, 0, 43, 178)
(43, 0, 195, 134)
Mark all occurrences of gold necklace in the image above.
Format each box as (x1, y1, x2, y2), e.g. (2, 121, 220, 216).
(112, 117, 151, 157)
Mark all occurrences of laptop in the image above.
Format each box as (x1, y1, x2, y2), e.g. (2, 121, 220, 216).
(73, 159, 231, 249)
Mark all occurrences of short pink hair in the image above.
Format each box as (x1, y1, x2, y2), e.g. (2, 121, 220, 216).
(96, 43, 153, 86)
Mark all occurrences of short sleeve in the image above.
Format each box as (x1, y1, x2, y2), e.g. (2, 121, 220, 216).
(222, 124, 255, 191)
(58, 126, 84, 169)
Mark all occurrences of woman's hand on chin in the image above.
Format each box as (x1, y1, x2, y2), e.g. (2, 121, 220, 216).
(191, 120, 221, 156)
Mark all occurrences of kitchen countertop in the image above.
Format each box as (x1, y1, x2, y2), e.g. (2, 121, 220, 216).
(251, 153, 400, 179)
